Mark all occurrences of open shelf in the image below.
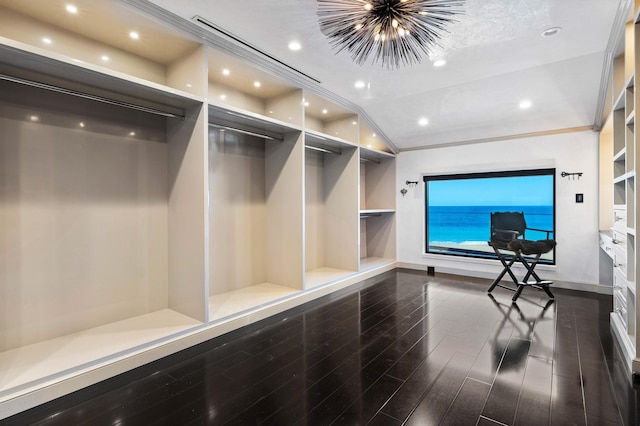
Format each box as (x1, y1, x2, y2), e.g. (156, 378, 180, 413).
(0, 56, 208, 400)
(208, 283, 301, 321)
(0, 309, 200, 399)
(0, 0, 205, 100)
(207, 116, 304, 317)
(208, 47, 303, 127)
(360, 148, 396, 269)
(303, 91, 359, 144)
(305, 132, 359, 289)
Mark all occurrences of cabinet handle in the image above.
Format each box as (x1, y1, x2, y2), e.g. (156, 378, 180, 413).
(614, 308, 622, 314)
(615, 216, 624, 222)
(612, 239, 621, 244)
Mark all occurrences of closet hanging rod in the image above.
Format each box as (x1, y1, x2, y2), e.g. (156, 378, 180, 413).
(208, 123, 282, 141)
(305, 144, 341, 155)
(0, 73, 184, 119)
(360, 157, 381, 164)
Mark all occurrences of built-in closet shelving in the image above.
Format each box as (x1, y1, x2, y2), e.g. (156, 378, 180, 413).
(303, 93, 360, 289)
(0, 0, 210, 409)
(602, 2, 640, 378)
(0, 0, 397, 417)
(360, 147, 397, 271)
(207, 47, 305, 320)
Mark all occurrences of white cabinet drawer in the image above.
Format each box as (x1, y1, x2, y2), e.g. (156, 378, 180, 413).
(611, 230, 627, 252)
(600, 232, 614, 259)
(614, 269, 628, 293)
(614, 208, 627, 232)
(613, 250, 627, 278)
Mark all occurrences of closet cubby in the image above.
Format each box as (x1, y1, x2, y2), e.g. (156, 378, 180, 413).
(0, 0, 205, 99)
(304, 132, 360, 288)
(360, 148, 396, 270)
(303, 91, 359, 144)
(0, 44, 208, 402)
(208, 48, 303, 128)
(360, 121, 392, 153)
(207, 105, 304, 320)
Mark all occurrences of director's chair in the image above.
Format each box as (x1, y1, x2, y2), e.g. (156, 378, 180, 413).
(487, 212, 556, 302)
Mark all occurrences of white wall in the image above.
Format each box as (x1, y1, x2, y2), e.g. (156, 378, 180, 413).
(396, 130, 606, 293)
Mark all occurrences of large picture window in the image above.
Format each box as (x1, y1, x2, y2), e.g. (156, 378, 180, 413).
(423, 168, 556, 264)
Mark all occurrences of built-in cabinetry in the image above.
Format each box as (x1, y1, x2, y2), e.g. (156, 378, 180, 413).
(0, 0, 396, 418)
(602, 1, 640, 378)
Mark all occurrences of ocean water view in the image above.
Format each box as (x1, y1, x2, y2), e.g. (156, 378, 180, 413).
(427, 205, 554, 245)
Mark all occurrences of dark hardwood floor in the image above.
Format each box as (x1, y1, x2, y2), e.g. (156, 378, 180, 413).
(5, 269, 640, 425)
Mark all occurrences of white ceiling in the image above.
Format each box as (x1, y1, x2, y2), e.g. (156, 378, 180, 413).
(148, 0, 623, 150)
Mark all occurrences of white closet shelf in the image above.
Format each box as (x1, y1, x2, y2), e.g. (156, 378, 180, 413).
(208, 103, 302, 140)
(305, 267, 358, 289)
(360, 209, 396, 218)
(360, 146, 396, 163)
(0, 309, 201, 400)
(626, 110, 635, 126)
(614, 147, 626, 162)
(305, 129, 359, 152)
(208, 283, 301, 321)
(360, 257, 396, 271)
(0, 37, 203, 117)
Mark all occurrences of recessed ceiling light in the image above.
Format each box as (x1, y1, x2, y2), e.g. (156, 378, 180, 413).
(253, 81, 261, 88)
(129, 131, 136, 136)
(66, 4, 78, 14)
(519, 99, 532, 109)
(220, 94, 227, 100)
(79, 122, 85, 128)
(372, 133, 376, 137)
(322, 109, 328, 114)
(42, 37, 52, 44)
(355, 80, 366, 89)
(129, 31, 139, 40)
(101, 55, 109, 61)
(542, 27, 562, 37)
(352, 121, 357, 125)
(222, 68, 230, 76)
(29, 115, 39, 122)
(367, 144, 372, 148)
(303, 101, 310, 107)
(433, 59, 446, 67)
(288, 41, 301, 51)
(418, 117, 429, 126)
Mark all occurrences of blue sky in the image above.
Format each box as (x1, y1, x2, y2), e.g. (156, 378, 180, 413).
(427, 175, 554, 206)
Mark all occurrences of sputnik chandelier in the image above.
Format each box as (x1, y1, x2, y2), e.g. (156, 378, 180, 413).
(317, 0, 465, 68)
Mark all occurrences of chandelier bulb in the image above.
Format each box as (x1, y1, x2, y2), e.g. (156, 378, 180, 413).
(364, 2, 372, 11)
(392, 19, 399, 28)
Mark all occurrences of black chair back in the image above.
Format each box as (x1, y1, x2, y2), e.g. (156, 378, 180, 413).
(490, 211, 526, 244)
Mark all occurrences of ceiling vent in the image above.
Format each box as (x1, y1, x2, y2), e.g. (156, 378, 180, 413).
(192, 15, 321, 85)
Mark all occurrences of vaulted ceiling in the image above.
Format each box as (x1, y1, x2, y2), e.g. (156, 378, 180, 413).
(147, 0, 624, 150)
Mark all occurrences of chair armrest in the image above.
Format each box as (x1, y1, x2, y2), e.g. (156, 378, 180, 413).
(491, 229, 521, 242)
(525, 227, 553, 239)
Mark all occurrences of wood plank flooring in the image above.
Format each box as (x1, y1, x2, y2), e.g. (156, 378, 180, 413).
(5, 269, 639, 425)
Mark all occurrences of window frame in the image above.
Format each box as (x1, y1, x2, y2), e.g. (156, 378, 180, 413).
(423, 168, 556, 265)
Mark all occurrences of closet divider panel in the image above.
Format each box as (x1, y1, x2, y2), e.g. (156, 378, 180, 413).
(265, 132, 305, 289)
(167, 104, 209, 322)
(323, 146, 360, 272)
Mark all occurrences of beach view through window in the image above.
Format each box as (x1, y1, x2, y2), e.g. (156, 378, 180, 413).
(424, 169, 555, 264)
